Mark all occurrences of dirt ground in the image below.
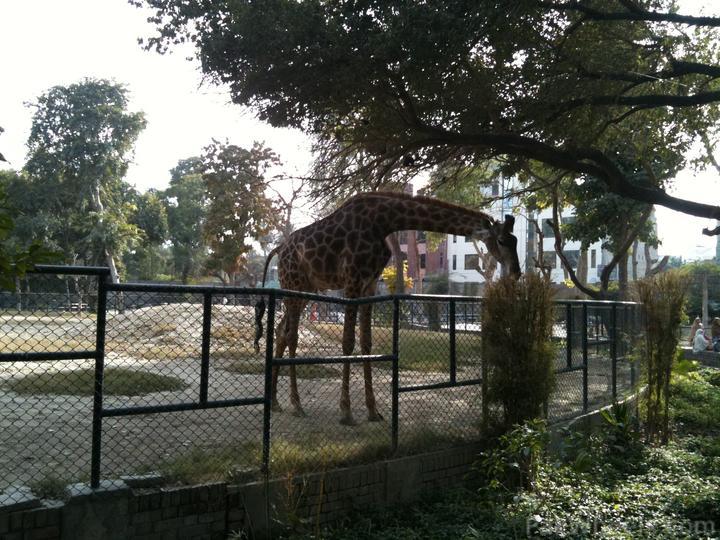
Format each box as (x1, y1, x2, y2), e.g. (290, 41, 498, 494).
(0, 304, 632, 491)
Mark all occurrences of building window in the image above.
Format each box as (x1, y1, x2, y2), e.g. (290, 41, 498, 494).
(419, 254, 426, 269)
(453, 235, 457, 243)
(542, 251, 557, 269)
(563, 250, 580, 268)
(542, 219, 555, 238)
(465, 235, 473, 243)
(591, 249, 596, 269)
(452, 255, 457, 270)
(491, 182, 499, 196)
(562, 216, 576, 226)
(398, 231, 407, 244)
(464, 254, 479, 271)
(416, 231, 426, 242)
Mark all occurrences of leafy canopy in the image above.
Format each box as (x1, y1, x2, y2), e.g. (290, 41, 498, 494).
(133, 0, 720, 232)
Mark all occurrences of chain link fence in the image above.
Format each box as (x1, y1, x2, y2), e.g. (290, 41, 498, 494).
(0, 266, 642, 503)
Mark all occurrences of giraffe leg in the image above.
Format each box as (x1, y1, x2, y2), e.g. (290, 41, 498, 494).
(272, 314, 288, 412)
(359, 303, 382, 421)
(339, 303, 358, 425)
(285, 299, 306, 417)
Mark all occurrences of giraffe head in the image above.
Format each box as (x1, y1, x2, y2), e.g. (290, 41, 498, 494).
(474, 215, 521, 278)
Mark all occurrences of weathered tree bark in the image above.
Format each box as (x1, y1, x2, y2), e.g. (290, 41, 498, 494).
(576, 248, 588, 286)
(387, 232, 405, 294)
(15, 276, 21, 311)
(632, 240, 639, 281)
(618, 252, 629, 299)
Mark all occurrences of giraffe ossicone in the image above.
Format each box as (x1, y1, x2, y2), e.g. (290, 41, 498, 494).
(254, 192, 521, 425)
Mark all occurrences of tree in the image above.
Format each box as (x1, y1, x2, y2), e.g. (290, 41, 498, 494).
(124, 189, 170, 280)
(681, 261, 720, 322)
(163, 160, 208, 283)
(23, 79, 146, 282)
(134, 0, 720, 236)
(201, 141, 279, 284)
(0, 177, 57, 290)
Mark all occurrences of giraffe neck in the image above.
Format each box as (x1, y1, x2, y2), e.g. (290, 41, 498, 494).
(369, 194, 494, 238)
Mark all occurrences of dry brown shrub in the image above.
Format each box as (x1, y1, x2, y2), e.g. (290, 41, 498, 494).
(482, 273, 556, 431)
(634, 271, 688, 444)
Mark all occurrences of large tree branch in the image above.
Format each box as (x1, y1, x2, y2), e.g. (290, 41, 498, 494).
(539, 2, 720, 27)
(548, 188, 602, 299)
(573, 60, 720, 86)
(410, 129, 720, 228)
(551, 90, 720, 119)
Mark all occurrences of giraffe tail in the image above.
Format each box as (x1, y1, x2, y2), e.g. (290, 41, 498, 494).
(254, 245, 281, 354)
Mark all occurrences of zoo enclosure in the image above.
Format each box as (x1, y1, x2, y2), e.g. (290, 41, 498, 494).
(0, 265, 641, 497)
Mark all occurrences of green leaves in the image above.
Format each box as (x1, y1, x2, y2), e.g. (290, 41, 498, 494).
(0, 184, 60, 290)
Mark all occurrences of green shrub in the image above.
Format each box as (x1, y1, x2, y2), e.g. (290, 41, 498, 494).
(481, 274, 555, 429)
(476, 419, 548, 494)
(635, 271, 688, 444)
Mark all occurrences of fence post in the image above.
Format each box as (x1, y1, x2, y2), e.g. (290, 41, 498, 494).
(90, 272, 108, 489)
(582, 303, 589, 413)
(199, 292, 213, 405)
(611, 303, 617, 401)
(391, 297, 400, 453)
(261, 291, 276, 475)
(566, 303, 572, 368)
(449, 299, 456, 384)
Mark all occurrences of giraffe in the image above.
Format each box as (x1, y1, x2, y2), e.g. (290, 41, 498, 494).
(254, 192, 521, 425)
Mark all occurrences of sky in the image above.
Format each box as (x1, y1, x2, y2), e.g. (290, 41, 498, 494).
(0, 0, 718, 261)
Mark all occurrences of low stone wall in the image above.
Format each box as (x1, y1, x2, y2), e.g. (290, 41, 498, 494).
(681, 346, 720, 368)
(0, 444, 481, 540)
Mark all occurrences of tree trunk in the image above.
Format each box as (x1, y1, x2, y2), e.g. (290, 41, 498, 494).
(576, 248, 588, 286)
(618, 252, 629, 299)
(387, 232, 405, 294)
(631, 240, 639, 281)
(15, 276, 22, 311)
(89, 182, 120, 284)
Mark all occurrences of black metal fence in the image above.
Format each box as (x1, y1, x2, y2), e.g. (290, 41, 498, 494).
(0, 266, 641, 501)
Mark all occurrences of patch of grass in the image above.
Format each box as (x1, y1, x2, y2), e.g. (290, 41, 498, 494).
(211, 325, 243, 341)
(158, 443, 260, 485)
(28, 474, 70, 501)
(221, 359, 339, 379)
(671, 369, 720, 430)
(312, 323, 482, 372)
(149, 323, 176, 338)
(0, 336, 96, 353)
(153, 425, 467, 486)
(6, 367, 188, 396)
(108, 341, 200, 360)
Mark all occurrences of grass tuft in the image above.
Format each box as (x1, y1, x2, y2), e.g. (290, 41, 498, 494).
(221, 360, 339, 379)
(6, 367, 188, 396)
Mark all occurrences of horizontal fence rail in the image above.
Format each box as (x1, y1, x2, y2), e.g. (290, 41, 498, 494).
(0, 265, 643, 499)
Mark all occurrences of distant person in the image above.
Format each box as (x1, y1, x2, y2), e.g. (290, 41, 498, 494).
(693, 328, 711, 354)
(712, 317, 720, 352)
(689, 317, 702, 346)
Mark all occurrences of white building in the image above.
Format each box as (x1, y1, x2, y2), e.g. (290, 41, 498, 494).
(444, 179, 659, 293)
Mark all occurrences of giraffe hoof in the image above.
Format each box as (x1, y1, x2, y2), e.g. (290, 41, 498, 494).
(339, 416, 357, 427)
(292, 408, 307, 418)
(368, 412, 384, 422)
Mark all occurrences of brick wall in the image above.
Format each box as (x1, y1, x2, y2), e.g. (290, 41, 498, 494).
(0, 444, 481, 540)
